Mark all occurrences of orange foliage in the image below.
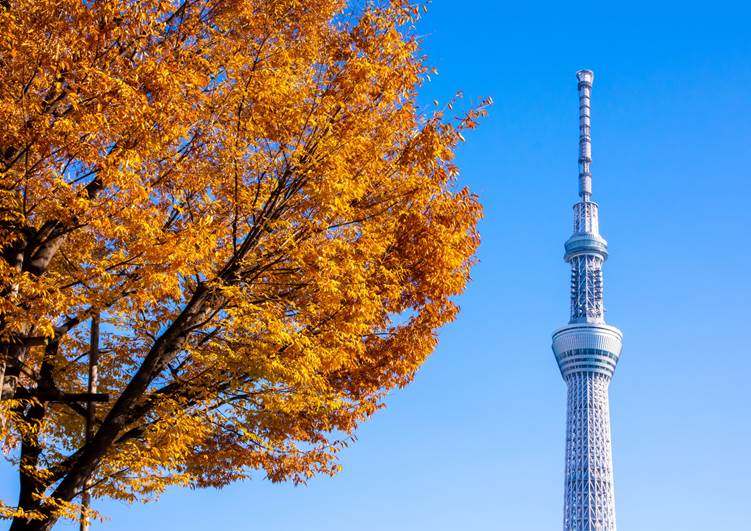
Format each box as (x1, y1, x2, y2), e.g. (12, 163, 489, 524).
(0, 1, 486, 528)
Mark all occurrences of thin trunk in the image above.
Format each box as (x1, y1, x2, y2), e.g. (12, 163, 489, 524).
(79, 315, 99, 531)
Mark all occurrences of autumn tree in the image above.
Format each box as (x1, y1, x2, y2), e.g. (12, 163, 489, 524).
(0, 0, 486, 529)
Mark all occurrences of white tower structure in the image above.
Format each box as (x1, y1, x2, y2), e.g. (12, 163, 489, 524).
(552, 70, 623, 531)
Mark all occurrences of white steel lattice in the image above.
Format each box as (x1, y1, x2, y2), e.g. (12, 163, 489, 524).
(552, 70, 623, 531)
(570, 254, 604, 322)
(563, 373, 616, 531)
(573, 201, 599, 234)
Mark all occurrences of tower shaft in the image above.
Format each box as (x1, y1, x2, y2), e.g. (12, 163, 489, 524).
(552, 70, 623, 531)
(563, 373, 616, 530)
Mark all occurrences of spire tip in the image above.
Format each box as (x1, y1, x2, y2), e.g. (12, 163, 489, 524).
(576, 70, 594, 86)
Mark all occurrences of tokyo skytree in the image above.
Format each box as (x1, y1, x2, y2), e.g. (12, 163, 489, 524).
(551, 70, 623, 531)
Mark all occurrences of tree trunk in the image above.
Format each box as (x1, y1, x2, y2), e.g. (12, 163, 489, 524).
(9, 402, 46, 531)
(80, 314, 99, 531)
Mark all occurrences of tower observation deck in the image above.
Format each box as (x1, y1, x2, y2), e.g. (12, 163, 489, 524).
(551, 70, 623, 531)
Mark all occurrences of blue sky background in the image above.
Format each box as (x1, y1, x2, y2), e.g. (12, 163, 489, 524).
(3, 1, 751, 529)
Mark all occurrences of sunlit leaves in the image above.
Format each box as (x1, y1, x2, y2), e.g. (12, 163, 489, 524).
(1, 0, 486, 526)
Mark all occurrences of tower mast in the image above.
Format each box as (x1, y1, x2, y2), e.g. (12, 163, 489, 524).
(552, 70, 623, 531)
(578, 70, 593, 202)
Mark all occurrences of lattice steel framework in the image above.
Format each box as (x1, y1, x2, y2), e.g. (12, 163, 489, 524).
(552, 70, 624, 531)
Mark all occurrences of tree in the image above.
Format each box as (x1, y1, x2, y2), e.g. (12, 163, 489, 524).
(0, 1, 486, 529)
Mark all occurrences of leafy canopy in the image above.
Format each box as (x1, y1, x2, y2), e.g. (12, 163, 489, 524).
(0, 0, 486, 528)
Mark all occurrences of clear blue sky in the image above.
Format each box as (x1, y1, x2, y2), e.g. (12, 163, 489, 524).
(3, 1, 751, 529)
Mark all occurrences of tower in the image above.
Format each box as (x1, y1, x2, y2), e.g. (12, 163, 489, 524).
(552, 70, 623, 531)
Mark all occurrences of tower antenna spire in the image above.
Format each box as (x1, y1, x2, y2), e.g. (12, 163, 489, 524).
(552, 69, 624, 531)
(576, 69, 594, 200)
